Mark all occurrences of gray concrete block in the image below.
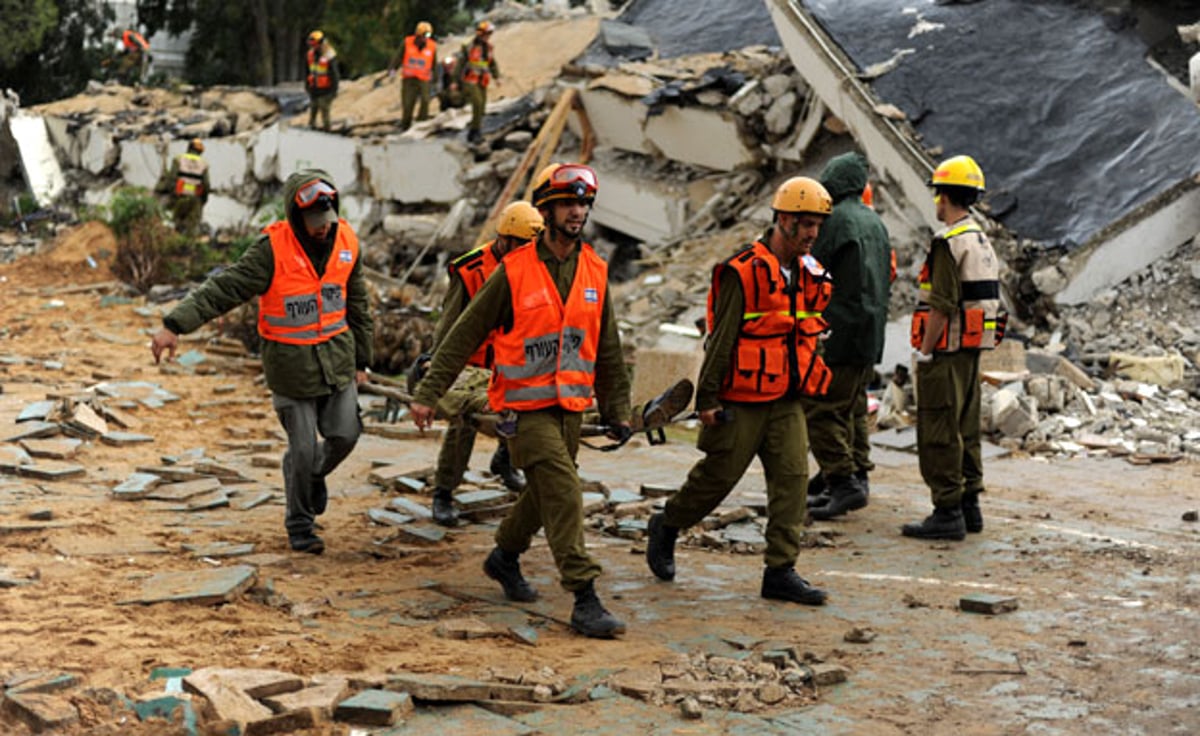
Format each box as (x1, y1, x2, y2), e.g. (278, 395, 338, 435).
(335, 689, 413, 726)
(367, 508, 415, 527)
(959, 593, 1019, 615)
(361, 138, 462, 203)
(124, 564, 257, 606)
(118, 138, 166, 190)
(3, 692, 79, 732)
(644, 106, 758, 171)
(278, 127, 358, 193)
(388, 496, 433, 520)
(250, 123, 280, 182)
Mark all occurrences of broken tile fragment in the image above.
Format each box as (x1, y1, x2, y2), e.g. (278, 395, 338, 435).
(433, 618, 501, 641)
(145, 477, 222, 501)
(4, 692, 79, 732)
(385, 672, 495, 701)
(51, 535, 168, 557)
(959, 593, 1019, 615)
(17, 400, 58, 423)
(262, 677, 349, 717)
(6, 672, 81, 695)
(123, 564, 257, 606)
(100, 431, 155, 446)
(334, 689, 413, 726)
(453, 489, 510, 510)
(186, 667, 304, 699)
(231, 490, 276, 510)
(183, 542, 255, 558)
(20, 437, 82, 459)
(11, 461, 86, 481)
(389, 524, 446, 545)
(387, 496, 433, 520)
(2, 421, 60, 442)
(367, 508, 415, 527)
(112, 472, 164, 499)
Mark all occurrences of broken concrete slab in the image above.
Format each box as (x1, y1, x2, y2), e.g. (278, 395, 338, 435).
(183, 542, 255, 558)
(0, 445, 33, 466)
(578, 87, 652, 154)
(122, 564, 257, 606)
(112, 472, 164, 499)
(389, 524, 447, 546)
(5, 672, 81, 695)
(334, 689, 413, 726)
(51, 534, 168, 557)
(3, 692, 79, 733)
(117, 138, 166, 190)
(589, 163, 689, 244)
(379, 703, 536, 736)
(186, 667, 304, 700)
(9, 461, 86, 481)
(243, 707, 323, 735)
(249, 123, 280, 182)
(182, 668, 274, 724)
(3, 420, 60, 443)
(100, 430, 155, 446)
(387, 496, 433, 520)
(454, 489, 512, 510)
(202, 193, 255, 232)
(80, 123, 117, 175)
(361, 138, 464, 204)
(202, 137, 252, 193)
(17, 399, 58, 423)
(19, 437, 82, 459)
(231, 490, 276, 511)
(145, 477, 222, 501)
(367, 508, 416, 527)
(643, 105, 759, 172)
(959, 593, 1019, 615)
(277, 127, 359, 193)
(262, 677, 349, 717)
(9, 112, 68, 206)
(385, 672, 497, 702)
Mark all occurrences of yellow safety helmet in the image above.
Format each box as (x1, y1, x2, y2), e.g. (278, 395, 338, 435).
(497, 201, 544, 241)
(415, 21, 433, 37)
(189, 138, 205, 154)
(771, 176, 832, 216)
(307, 30, 324, 47)
(930, 155, 985, 191)
(477, 20, 495, 35)
(531, 163, 598, 208)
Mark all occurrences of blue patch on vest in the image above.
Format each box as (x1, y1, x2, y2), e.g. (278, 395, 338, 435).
(584, 287, 598, 303)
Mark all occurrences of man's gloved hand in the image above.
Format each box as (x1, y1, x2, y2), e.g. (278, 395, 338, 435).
(604, 422, 633, 444)
(912, 348, 933, 364)
(406, 352, 432, 394)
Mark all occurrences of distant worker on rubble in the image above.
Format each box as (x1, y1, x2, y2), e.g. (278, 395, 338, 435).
(155, 138, 210, 236)
(108, 28, 151, 86)
(458, 20, 500, 144)
(151, 169, 374, 556)
(904, 155, 1006, 541)
(411, 163, 632, 639)
(305, 30, 340, 132)
(645, 176, 835, 607)
(388, 21, 437, 131)
(410, 200, 545, 526)
(804, 152, 893, 521)
(437, 56, 466, 111)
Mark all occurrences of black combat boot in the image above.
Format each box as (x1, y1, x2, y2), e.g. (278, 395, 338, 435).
(961, 492, 983, 533)
(489, 443, 525, 491)
(312, 475, 328, 515)
(805, 471, 829, 508)
(809, 475, 868, 520)
(645, 513, 679, 581)
(483, 547, 538, 602)
(853, 469, 870, 501)
(288, 529, 325, 555)
(761, 566, 827, 605)
(901, 507, 967, 541)
(431, 488, 458, 527)
(570, 582, 626, 638)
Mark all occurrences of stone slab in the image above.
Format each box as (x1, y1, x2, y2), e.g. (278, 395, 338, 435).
(639, 483, 678, 499)
(17, 400, 58, 423)
(232, 490, 276, 510)
(3, 692, 79, 732)
(8, 461, 84, 481)
(0, 445, 33, 466)
(100, 431, 155, 446)
(137, 466, 208, 483)
(360, 138, 463, 203)
(19, 438, 82, 459)
(367, 508, 416, 527)
(183, 542, 256, 558)
(145, 477, 222, 501)
(123, 564, 257, 606)
(183, 667, 274, 723)
(5, 672, 80, 695)
(2, 421, 61, 443)
(185, 489, 231, 511)
(112, 472, 165, 499)
(186, 667, 304, 699)
(385, 672, 494, 702)
(0, 567, 39, 588)
(378, 703, 535, 736)
(959, 593, 1019, 615)
(390, 524, 447, 546)
(51, 534, 168, 557)
(334, 689, 413, 726)
(262, 678, 349, 716)
(132, 695, 197, 732)
(388, 496, 433, 520)
(453, 489, 510, 510)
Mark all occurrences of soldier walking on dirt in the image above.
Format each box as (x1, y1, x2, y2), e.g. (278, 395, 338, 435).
(804, 152, 893, 520)
(151, 169, 373, 555)
(305, 30, 340, 132)
(410, 163, 632, 639)
(411, 201, 545, 526)
(645, 177, 835, 606)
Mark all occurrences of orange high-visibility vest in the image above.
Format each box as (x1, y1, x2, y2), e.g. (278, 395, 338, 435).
(174, 153, 207, 197)
(122, 30, 149, 53)
(462, 41, 493, 87)
(707, 240, 834, 402)
(487, 242, 606, 412)
(448, 241, 502, 368)
(402, 35, 436, 81)
(257, 220, 358, 345)
(307, 48, 333, 90)
(910, 218, 1001, 353)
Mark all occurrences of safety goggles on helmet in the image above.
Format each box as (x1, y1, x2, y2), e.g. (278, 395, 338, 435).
(547, 164, 597, 200)
(294, 179, 337, 209)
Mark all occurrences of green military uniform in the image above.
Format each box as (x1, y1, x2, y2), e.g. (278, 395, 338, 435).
(429, 265, 492, 491)
(306, 47, 339, 132)
(458, 40, 498, 140)
(803, 153, 892, 480)
(916, 218, 988, 509)
(156, 152, 211, 236)
(401, 77, 432, 128)
(414, 236, 630, 591)
(661, 235, 811, 570)
(163, 169, 374, 540)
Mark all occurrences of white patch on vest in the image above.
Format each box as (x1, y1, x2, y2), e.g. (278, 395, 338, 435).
(339, 250, 352, 263)
(584, 287, 598, 303)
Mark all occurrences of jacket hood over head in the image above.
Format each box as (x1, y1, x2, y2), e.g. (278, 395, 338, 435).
(819, 152, 869, 204)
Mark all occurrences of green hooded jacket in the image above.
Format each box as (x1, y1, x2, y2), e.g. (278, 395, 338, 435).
(812, 152, 893, 366)
(162, 168, 374, 399)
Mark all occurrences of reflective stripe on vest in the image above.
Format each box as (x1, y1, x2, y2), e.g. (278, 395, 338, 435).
(257, 220, 358, 345)
(487, 242, 606, 412)
(174, 153, 207, 198)
(707, 241, 833, 402)
(911, 218, 1001, 352)
(462, 42, 492, 87)
(402, 36, 436, 81)
(448, 241, 502, 368)
(307, 48, 333, 90)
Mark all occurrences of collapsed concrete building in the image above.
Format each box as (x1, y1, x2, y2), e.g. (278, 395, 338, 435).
(2, 0, 1198, 455)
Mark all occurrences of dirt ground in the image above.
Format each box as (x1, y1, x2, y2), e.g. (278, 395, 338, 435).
(1, 226, 1198, 735)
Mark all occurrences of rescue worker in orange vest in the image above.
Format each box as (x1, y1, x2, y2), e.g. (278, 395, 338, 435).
(150, 170, 374, 555)
(419, 201, 544, 526)
(904, 155, 1004, 541)
(155, 138, 210, 236)
(110, 29, 150, 85)
(411, 164, 632, 639)
(457, 20, 500, 144)
(646, 177, 835, 607)
(388, 21, 437, 131)
(305, 30, 340, 132)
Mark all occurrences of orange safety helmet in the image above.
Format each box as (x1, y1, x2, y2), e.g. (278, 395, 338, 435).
(476, 20, 495, 35)
(531, 163, 598, 208)
(497, 201, 544, 241)
(771, 176, 832, 216)
(307, 30, 324, 47)
(415, 21, 433, 37)
(188, 138, 205, 154)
